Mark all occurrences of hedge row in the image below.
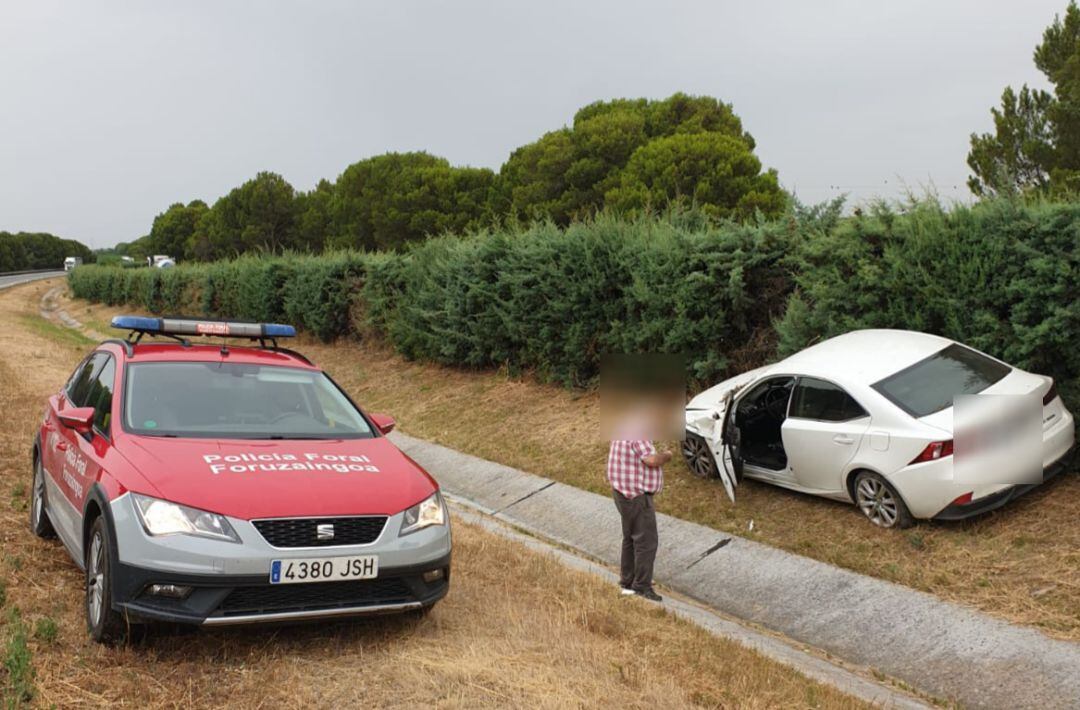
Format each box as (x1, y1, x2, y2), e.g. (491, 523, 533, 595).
(67, 253, 367, 341)
(69, 201, 1080, 403)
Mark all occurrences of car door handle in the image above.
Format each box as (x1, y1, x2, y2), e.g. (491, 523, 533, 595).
(833, 435, 854, 445)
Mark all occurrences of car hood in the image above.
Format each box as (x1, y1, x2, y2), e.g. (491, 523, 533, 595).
(118, 435, 438, 520)
(917, 368, 1050, 434)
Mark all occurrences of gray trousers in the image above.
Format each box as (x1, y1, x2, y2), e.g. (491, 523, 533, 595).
(612, 489, 658, 592)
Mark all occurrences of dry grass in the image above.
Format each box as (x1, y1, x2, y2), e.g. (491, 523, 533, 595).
(0, 278, 868, 708)
(49, 281, 1080, 639)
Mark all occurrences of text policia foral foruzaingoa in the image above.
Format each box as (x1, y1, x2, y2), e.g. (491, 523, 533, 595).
(202, 452, 381, 475)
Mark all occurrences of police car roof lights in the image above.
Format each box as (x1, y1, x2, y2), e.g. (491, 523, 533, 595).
(111, 316, 296, 340)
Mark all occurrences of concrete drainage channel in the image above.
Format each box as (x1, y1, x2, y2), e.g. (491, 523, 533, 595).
(39, 284, 107, 339)
(391, 431, 1080, 710)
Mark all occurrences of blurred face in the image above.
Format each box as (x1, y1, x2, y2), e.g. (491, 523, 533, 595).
(599, 354, 685, 441)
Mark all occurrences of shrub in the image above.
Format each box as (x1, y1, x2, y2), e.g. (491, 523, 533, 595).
(376, 215, 793, 386)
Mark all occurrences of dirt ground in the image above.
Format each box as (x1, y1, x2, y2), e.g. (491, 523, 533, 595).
(0, 279, 869, 708)
(55, 282, 1080, 642)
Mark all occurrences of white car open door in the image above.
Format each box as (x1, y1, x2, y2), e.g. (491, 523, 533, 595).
(690, 390, 742, 503)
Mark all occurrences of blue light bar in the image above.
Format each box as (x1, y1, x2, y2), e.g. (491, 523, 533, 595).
(111, 316, 161, 332)
(263, 324, 297, 337)
(110, 315, 296, 339)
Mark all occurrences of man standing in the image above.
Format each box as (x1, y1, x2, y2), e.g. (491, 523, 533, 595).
(607, 439, 670, 602)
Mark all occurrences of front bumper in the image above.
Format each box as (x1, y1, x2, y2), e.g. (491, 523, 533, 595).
(113, 553, 451, 625)
(108, 493, 452, 625)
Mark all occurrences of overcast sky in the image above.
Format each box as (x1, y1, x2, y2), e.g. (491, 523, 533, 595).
(0, 0, 1067, 248)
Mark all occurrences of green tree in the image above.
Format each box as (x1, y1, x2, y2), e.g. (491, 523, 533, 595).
(0, 231, 92, 271)
(193, 172, 298, 260)
(327, 152, 494, 250)
(146, 200, 208, 260)
(605, 133, 785, 219)
(969, 1, 1080, 195)
(967, 86, 1054, 196)
(294, 179, 334, 252)
(496, 93, 774, 222)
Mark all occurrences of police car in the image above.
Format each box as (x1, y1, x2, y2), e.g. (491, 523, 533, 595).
(30, 317, 451, 643)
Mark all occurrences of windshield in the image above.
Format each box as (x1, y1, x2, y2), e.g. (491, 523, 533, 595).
(872, 343, 1011, 417)
(123, 362, 375, 439)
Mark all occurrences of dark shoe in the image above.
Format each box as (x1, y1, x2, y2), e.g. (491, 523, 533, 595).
(634, 588, 663, 603)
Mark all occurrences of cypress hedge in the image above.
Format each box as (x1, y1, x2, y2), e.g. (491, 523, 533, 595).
(68, 200, 1080, 403)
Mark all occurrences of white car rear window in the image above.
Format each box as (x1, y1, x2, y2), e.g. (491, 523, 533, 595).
(872, 343, 1010, 418)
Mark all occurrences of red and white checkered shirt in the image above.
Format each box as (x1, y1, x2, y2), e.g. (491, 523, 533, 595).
(607, 440, 663, 498)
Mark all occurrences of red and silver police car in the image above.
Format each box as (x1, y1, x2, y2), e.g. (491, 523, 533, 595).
(30, 316, 451, 643)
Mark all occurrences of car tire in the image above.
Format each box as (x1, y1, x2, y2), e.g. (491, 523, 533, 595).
(681, 432, 717, 479)
(853, 471, 914, 529)
(30, 454, 56, 539)
(86, 516, 126, 644)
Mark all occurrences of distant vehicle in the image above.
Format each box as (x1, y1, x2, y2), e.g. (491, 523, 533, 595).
(683, 329, 1075, 528)
(63, 257, 83, 272)
(120, 256, 134, 265)
(148, 255, 175, 268)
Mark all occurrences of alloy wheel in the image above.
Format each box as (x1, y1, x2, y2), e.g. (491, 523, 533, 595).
(31, 460, 44, 528)
(681, 435, 716, 479)
(88, 533, 105, 627)
(856, 476, 899, 528)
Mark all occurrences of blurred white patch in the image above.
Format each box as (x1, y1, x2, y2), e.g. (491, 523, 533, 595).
(600, 354, 685, 441)
(954, 394, 1041, 486)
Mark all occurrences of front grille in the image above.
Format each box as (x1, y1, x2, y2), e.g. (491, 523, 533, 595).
(218, 578, 414, 616)
(252, 516, 388, 548)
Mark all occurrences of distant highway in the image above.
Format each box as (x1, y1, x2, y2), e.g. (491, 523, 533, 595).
(0, 270, 65, 290)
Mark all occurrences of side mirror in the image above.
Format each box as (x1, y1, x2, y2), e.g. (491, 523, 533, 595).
(369, 413, 396, 435)
(58, 406, 95, 434)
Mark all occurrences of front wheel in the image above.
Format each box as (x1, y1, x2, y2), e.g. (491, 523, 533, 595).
(86, 517, 126, 644)
(30, 455, 55, 538)
(853, 471, 914, 529)
(681, 433, 717, 479)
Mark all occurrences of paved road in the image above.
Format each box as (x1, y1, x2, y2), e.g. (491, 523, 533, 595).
(0, 270, 65, 290)
(391, 430, 1080, 710)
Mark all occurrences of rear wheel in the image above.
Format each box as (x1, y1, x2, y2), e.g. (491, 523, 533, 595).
(681, 433, 717, 479)
(853, 471, 913, 529)
(30, 455, 55, 538)
(86, 517, 126, 644)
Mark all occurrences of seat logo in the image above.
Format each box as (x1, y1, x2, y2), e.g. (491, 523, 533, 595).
(316, 523, 335, 541)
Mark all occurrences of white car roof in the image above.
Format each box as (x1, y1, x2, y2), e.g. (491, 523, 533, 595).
(777, 329, 954, 385)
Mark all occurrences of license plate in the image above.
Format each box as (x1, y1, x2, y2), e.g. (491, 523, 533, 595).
(270, 555, 378, 584)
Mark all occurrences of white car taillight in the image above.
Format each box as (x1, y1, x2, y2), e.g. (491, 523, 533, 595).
(910, 440, 954, 465)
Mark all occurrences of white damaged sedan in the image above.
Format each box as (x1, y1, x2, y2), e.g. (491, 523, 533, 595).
(682, 330, 1075, 528)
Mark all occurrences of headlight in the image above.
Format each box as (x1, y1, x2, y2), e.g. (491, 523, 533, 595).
(399, 491, 446, 536)
(132, 494, 240, 543)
